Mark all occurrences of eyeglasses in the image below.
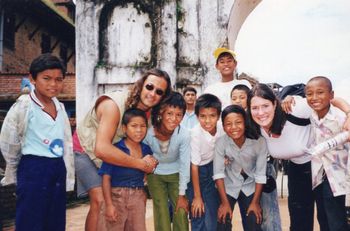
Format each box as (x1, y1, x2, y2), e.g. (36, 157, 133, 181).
(144, 83, 165, 96)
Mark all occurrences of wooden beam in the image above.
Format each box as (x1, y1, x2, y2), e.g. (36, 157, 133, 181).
(28, 25, 41, 40)
(50, 39, 60, 51)
(67, 50, 74, 62)
(15, 15, 27, 32)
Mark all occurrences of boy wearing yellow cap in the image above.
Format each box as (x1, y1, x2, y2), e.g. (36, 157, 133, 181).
(204, 48, 251, 109)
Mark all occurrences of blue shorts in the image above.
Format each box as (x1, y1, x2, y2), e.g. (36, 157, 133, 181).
(74, 152, 102, 198)
(16, 155, 66, 231)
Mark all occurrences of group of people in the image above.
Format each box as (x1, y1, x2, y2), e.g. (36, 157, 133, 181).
(1, 48, 350, 231)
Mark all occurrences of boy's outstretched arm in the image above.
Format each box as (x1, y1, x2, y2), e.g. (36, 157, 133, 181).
(331, 97, 350, 130)
(282, 96, 350, 130)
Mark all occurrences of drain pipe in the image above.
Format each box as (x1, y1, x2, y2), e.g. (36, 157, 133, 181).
(0, 8, 4, 71)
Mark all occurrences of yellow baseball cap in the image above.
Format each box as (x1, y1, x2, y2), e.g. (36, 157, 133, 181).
(213, 47, 236, 60)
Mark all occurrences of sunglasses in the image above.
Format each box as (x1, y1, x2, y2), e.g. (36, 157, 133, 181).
(144, 83, 165, 96)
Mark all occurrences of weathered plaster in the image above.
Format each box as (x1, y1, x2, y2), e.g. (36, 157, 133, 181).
(76, 0, 258, 121)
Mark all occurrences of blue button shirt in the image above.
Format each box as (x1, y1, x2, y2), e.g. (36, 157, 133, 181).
(144, 126, 191, 195)
(180, 111, 199, 129)
(98, 139, 153, 187)
(213, 136, 267, 199)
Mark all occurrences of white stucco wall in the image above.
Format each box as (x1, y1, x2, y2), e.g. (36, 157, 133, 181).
(75, 1, 102, 120)
(75, 0, 260, 121)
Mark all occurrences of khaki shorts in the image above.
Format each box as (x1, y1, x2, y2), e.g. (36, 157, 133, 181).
(103, 187, 147, 231)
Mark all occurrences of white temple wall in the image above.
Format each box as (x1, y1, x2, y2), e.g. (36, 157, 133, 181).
(75, 0, 261, 120)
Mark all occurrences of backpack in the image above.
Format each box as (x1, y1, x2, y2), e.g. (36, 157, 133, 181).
(277, 83, 306, 100)
(276, 83, 310, 126)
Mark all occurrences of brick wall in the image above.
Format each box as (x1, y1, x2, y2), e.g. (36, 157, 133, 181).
(0, 75, 22, 94)
(0, 73, 76, 97)
(61, 73, 76, 96)
(2, 10, 75, 74)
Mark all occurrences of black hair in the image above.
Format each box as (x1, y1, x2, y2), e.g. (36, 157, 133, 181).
(221, 104, 259, 139)
(183, 86, 197, 95)
(29, 53, 66, 79)
(151, 91, 186, 129)
(231, 84, 250, 98)
(307, 76, 333, 92)
(194, 93, 222, 117)
(247, 83, 286, 136)
(121, 108, 148, 126)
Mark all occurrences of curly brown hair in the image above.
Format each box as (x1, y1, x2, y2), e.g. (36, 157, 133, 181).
(125, 68, 172, 109)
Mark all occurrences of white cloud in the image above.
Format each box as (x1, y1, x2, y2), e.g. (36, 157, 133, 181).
(235, 0, 350, 100)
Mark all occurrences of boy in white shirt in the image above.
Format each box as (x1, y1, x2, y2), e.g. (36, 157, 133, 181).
(187, 93, 223, 231)
(204, 47, 251, 109)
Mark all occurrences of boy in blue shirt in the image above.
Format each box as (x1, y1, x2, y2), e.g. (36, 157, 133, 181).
(0, 53, 74, 231)
(99, 108, 153, 231)
(181, 87, 199, 129)
(187, 93, 223, 230)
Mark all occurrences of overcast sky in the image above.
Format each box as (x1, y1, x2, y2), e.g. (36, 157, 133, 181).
(235, 0, 350, 101)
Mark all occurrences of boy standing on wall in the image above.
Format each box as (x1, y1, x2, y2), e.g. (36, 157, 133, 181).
(204, 47, 251, 109)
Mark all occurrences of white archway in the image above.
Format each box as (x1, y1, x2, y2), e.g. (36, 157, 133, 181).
(227, 0, 262, 50)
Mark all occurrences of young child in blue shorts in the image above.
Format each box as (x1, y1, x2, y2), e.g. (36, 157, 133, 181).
(99, 108, 153, 231)
(0, 53, 74, 231)
(187, 93, 223, 231)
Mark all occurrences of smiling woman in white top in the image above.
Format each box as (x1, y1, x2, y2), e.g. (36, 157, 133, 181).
(247, 83, 350, 231)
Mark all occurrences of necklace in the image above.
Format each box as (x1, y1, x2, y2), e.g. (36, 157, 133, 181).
(159, 139, 170, 154)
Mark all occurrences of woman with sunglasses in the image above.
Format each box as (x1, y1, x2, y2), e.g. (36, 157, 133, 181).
(144, 92, 191, 231)
(73, 68, 172, 231)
